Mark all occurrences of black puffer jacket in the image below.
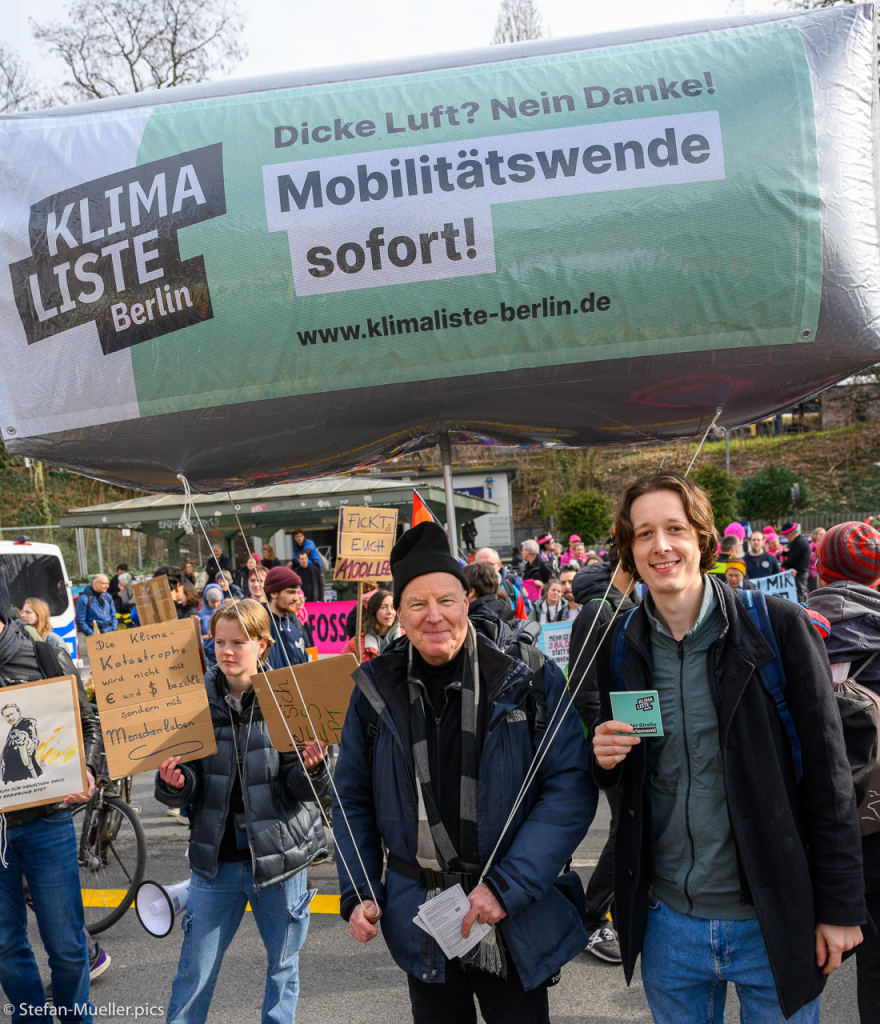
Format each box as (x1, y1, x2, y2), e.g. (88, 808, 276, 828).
(154, 665, 329, 890)
(0, 619, 102, 828)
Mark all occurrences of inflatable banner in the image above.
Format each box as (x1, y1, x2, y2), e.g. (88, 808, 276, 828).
(0, 4, 877, 490)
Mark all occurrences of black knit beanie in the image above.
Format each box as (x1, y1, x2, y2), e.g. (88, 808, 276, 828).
(390, 522, 468, 608)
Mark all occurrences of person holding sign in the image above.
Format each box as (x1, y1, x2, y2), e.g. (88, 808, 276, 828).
(342, 589, 404, 662)
(156, 599, 329, 1024)
(0, 577, 103, 1024)
(591, 472, 864, 1023)
(333, 521, 596, 1023)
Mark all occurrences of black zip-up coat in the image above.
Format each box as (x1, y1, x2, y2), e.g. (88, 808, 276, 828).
(154, 665, 329, 889)
(593, 581, 864, 1019)
(0, 620, 102, 828)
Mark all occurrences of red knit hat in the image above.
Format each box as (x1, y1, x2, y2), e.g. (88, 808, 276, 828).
(817, 522, 880, 587)
(262, 566, 302, 596)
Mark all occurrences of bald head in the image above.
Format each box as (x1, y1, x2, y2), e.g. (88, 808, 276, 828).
(475, 547, 501, 571)
(91, 574, 110, 593)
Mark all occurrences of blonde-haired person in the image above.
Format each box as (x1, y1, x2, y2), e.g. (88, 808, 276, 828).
(156, 599, 329, 1024)
(19, 597, 67, 651)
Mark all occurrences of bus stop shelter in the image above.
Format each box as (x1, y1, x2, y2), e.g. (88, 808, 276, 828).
(60, 476, 498, 575)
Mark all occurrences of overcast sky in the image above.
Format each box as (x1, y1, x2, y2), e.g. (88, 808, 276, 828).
(4, 0, 773, 92)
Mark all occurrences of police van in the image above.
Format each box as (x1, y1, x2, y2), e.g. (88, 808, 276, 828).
(0, 539, 78, 658)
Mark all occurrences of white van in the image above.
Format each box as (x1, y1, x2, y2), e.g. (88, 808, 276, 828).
(0, 540, 78, 658)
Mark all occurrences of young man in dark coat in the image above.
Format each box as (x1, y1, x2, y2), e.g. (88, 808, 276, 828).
(592, 471, 864, 1023)
(294, 550, 324, 604)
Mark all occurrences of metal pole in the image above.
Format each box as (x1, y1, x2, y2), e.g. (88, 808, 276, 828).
(136, 531, 143, 572)
(76, 528, 88, 578)
(95, 529, 104, 575)
(438, 431, 459, 559)
(725, 432, 731, 474)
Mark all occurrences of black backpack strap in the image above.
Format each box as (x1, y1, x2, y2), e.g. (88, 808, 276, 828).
(528, 661, 547, 733)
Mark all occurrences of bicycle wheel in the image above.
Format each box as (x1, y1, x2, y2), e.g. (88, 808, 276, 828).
(73, 795, 147, 934)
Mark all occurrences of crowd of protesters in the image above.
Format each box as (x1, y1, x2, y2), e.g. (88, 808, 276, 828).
(5, 499, 880, 1024)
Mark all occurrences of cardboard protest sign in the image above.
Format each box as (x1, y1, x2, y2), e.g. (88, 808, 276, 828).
(754, 571, 798, 603)
(538, 621, 574, 674)
(252, 654, 358, 749)
(87, 619, 216, 779)
(131, 577, 178, 625)
(0, 676, 88, 813)
(304, 601, 356, 653)
(334, 508, 398, 582)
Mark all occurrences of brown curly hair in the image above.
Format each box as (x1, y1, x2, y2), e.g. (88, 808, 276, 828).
(614, 471, 718, 581)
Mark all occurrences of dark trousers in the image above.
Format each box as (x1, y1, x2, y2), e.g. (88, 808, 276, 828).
(407, 959, 549, 1024)
(857, 882, 880, 1023)
(584, 787, 621, 933)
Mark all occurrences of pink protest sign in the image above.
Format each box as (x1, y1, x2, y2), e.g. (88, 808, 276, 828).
(304, 601, 357, 653)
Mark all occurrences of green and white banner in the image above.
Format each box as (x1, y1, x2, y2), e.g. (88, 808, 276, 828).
(0, 5, 876, 490)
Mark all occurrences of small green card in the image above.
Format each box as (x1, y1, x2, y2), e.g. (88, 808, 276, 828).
(610, 690, 664, 737)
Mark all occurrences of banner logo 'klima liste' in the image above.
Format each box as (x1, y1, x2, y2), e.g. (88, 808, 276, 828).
(10, 144, 225, 355)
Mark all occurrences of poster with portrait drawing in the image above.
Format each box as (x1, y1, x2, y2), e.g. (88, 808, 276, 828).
(0, 676, 88, 813)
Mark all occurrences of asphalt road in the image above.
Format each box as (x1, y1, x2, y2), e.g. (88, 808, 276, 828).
(15, 773, 860, 1024)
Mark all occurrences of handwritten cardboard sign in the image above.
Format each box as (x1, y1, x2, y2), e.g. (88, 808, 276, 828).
(131, 577, 178, 625)
(537, 621, 574, 673)
(251, 654, 358, 749)
(754, 570, 798, 603)
(87, 619, 216, 779)
(334, 506, 398, 582)
(0, 676, 88, 813)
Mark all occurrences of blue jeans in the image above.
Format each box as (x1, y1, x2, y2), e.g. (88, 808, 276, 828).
(641, 896, 819, 1023)
(167, 862, 313, 1024)
(0, 810, 92, 1024)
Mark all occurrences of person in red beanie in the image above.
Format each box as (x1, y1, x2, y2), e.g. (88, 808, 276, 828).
(261, 566, 308, 671)
(808, 520, 880, 1022)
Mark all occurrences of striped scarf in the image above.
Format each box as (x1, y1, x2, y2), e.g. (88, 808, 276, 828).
(407, 621, 506, 976)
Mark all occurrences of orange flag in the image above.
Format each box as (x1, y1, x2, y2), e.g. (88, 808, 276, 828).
(412, 489, 438, 527)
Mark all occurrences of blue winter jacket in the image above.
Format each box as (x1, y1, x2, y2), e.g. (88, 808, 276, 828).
(293, 538, 322, 571)
(75, 587, 117, 635)
(333, 633, 597, 991)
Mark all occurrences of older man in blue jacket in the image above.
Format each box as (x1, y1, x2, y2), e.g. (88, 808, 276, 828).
(74, 574, 117, 636)
(333, 521, 596, 1023)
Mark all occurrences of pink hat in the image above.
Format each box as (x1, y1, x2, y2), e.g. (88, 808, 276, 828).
(723, 522, 746, 539)
(537, 534, 553, 546)
(762, 525, 776, 536)
(568, 535, 581, 544)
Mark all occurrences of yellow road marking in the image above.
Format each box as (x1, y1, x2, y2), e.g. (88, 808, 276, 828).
(81, 890, 340, 914)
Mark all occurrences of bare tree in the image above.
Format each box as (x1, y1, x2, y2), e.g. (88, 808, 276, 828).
(31, 0, 248, 102)
(492, 0, 544, 44)
(0, 45, 43, 113)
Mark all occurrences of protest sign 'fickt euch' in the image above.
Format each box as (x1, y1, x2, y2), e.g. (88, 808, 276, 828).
(333, 507, 398, 582)
(87, 619, 216, 779)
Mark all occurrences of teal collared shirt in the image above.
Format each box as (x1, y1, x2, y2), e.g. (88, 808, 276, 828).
(643, 576, 757, 920)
